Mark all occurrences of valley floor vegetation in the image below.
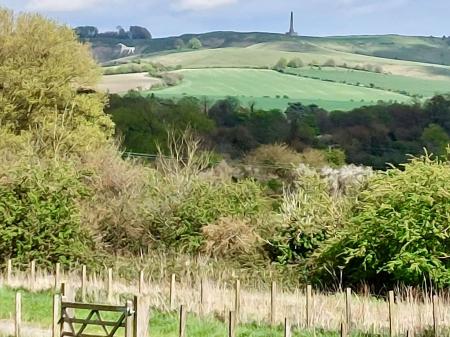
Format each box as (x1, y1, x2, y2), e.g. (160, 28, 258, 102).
(1, 7, 450, 295)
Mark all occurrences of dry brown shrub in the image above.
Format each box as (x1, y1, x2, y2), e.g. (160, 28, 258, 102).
(299, 148, 329, 168)
(202, 217, 262, 259)
(78, 144, 153, 253)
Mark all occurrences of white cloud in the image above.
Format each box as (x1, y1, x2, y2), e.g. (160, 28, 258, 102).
(25, 0, 106, 12)
(173, 0, 237, 11)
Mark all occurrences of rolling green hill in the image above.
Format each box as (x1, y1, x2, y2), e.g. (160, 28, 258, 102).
(94, 31, 450, 111)
(89, 31, 450, 66)
(148, 68, 412, 111)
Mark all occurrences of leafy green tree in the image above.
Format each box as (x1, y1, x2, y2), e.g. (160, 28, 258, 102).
(274, 57, 288, 71)
(421, 124, 450, 156)
(0, 9, 113, 157)
(188, 37, 202, 49)
(287, 57, 304, 68)
(129, 26, 152, 39)
(314, 154, 450, 287)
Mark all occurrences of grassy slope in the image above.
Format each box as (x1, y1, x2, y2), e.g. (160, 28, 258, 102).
(283, 67, 450, 97)
(148, 68, 411, 111)
(97, 32, 450, 110)
(90, 32, 450, 66)
(0, 287, 367, 337)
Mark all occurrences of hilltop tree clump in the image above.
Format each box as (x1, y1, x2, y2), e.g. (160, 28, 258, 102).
(314, 153, 450, 287)
(188, 37, 202, 49)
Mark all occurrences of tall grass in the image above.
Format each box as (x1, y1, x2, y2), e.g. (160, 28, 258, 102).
(1, 264, 449, 336)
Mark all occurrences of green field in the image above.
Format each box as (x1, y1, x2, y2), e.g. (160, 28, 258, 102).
(97, 32, 450, 110)
(283, 67, 450, 97)
(148, 68, 411, 111)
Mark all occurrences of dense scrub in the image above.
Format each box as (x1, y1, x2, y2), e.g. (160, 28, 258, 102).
(3, 8, 450, 289)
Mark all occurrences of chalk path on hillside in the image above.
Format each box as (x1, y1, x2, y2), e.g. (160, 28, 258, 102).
(98, 72, 162, 94)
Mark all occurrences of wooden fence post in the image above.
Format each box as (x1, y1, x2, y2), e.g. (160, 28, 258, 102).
(179, 305, 187, 337)
(228, 311, 236, 337)
(170, 274, 176, 310)
(284, 318, 291, 337)
(125, 300, 133, 337)
(81, 265, 87, 302)
(139, 270, 145, 294)
(200, 278, 205, 315)
(30, 260, 36, 290)
(15, 292, 21, 337)
(54, 263, 60, 290)
(107, 268, 113, 303)
(388, 290, 395, 337)
(271, 281, 277, 326)
(52, 294, 60, 337)
(341, 322, 348, 337)
(306, 285, 312, 328)
(134, 295, 149, 337)
(234, 279, 240, 322)
(432, 295, 438, 337)
(7, 259, 12, 285)
(345, 288, 352, 329)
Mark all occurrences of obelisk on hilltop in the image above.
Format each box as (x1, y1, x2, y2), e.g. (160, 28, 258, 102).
(286, 11, 298, 36)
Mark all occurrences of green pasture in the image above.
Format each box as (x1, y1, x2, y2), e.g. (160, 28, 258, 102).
(148, 68, 411, 111)
(283, 67, 450, 97)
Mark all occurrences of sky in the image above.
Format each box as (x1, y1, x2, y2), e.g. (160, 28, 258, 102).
(0, 0, 448, 38)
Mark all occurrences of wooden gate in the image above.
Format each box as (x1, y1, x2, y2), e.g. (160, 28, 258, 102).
(58, 299, 136, 337)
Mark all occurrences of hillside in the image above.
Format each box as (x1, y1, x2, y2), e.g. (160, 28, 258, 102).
(95, 31, 450, 111)
(88, 31, 450, 66)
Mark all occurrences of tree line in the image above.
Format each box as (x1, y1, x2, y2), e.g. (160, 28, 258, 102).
(107, 93, 450, 169)
(75, 25, 152, 39)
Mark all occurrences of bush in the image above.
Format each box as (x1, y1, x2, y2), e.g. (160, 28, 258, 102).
(269, 165, 354, 265)
(0, 164, 96, 267)
(161, 72, 184, 86)
(148, 178, 270, 253)
(314, 154, 450, 287)
(188, 38, 202, 49)
(274, 57, 288, 71)
(287, 58, 304, 68)
(323, 59, 336, 67)
(202, 217, 264, 261)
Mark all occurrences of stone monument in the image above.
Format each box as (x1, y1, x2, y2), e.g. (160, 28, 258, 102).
(286, 11, 298, 36)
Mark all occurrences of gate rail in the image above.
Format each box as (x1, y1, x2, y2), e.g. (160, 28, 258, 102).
(58, 298, 135, 337)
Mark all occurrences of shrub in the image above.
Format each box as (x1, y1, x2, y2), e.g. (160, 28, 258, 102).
(161, 72, 184, 86)
(274, 57, 288, 71)
(148, 178, 270, 253)
(188, 38, 202, 49)
(269, 165, 354, 265)
(0, 163, 96, 267)
(314, 154, 450, 287)
(202, 217, 263, 260)
(323, 59, 336, 67)
(287, 58, 304, 68)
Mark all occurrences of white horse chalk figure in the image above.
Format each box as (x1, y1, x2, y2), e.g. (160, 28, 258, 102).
(117, 43, 136, 55)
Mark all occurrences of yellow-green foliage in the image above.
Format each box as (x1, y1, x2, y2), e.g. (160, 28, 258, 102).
(0, 162, 96, 267)
(146, 177, 270, 253)
(270, 166, 353, 265)
(0, 9, 113, 156)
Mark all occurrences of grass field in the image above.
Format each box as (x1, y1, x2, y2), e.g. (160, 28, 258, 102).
(283, 67, 450, 97)
(0, 287, 368, 337)
(148, 68, 411, 111)
(97, 33, 450, 110)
